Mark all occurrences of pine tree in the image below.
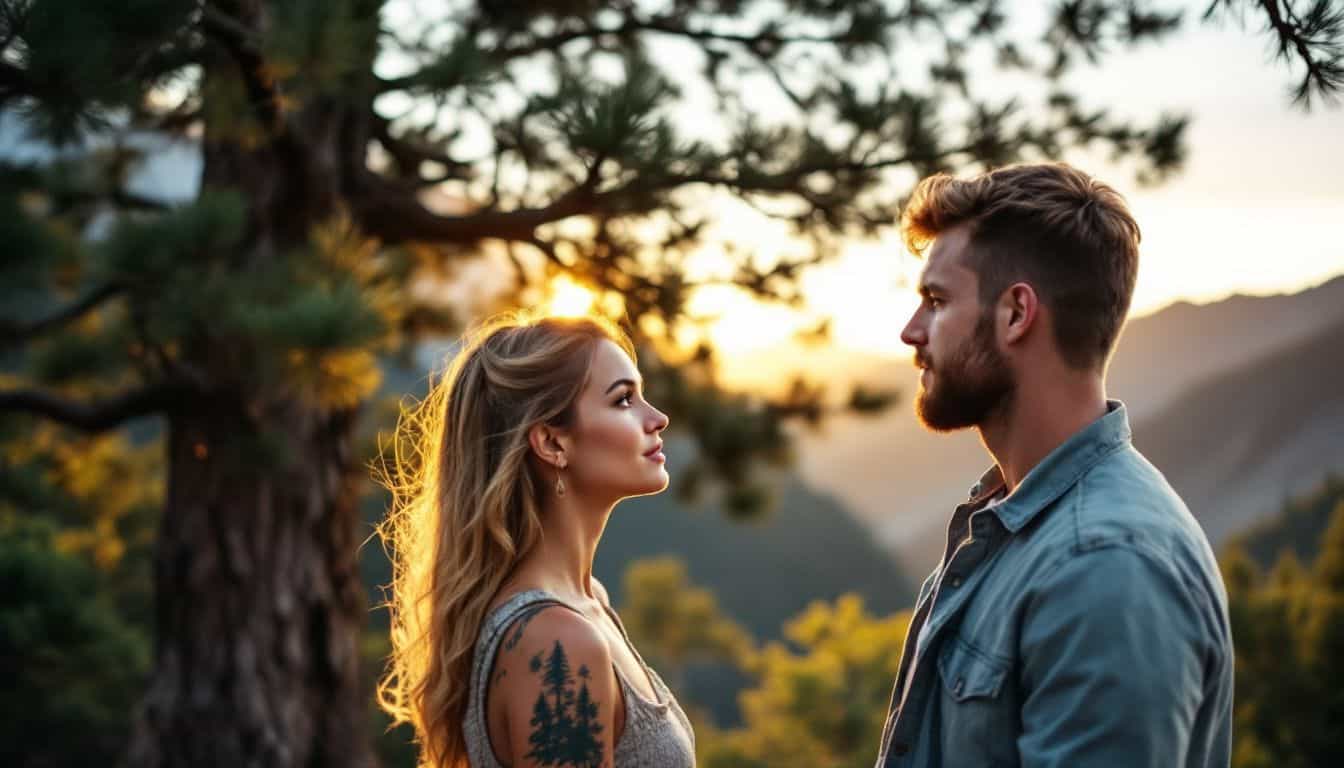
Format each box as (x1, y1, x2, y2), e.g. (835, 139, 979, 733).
(527, 691, 558, 764)
(568, 679, 605, 768)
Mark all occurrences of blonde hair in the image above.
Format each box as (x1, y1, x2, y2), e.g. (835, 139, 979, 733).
(372, 311, 635, 768)
(901, 162, 1141, 370)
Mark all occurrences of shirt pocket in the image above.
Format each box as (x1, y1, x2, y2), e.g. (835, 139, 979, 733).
(936, 636, 1017, 767)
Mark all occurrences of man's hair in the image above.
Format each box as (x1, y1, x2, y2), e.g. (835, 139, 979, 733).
(901, 162, 1141, 370)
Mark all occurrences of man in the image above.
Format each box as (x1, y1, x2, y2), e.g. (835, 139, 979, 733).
(875, 162, 1233, 767)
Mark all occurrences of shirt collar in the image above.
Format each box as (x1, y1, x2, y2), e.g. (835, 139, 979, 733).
(967, 399, 1133, 533)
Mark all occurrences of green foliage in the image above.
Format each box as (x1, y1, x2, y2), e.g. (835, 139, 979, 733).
(701, 595, 910, 768)
(4, 0, 197, 142)
(1231, 473, 1344, 569)
(1223, 502, 1344, 767)
(0, 516, 151, 768)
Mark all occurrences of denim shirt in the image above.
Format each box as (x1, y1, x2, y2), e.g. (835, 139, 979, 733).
(875, 401, 1234, 768)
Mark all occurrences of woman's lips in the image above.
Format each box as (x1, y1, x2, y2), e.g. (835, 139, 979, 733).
(643, 443, 665, 462)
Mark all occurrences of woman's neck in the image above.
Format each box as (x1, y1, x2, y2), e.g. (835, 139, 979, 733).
(510, 493, 614, 603)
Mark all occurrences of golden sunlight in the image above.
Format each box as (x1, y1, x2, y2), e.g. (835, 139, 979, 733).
(545, 275, 598, 317)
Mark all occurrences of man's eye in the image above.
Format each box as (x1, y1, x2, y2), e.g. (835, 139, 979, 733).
(928, 297, 945, 309)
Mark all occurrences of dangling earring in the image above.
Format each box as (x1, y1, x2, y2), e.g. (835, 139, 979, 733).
(555, 458, 567, 497)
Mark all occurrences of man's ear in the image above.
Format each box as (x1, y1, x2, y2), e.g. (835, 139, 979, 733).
(1000, 282, 1040, 346)
(527, 422, 569, 469)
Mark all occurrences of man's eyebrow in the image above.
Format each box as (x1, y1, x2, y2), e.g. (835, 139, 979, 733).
(604, 378, 639, 395)
(919, 280, 950, 297)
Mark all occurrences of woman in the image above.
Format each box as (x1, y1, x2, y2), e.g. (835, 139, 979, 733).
(375, 311, 696, 768)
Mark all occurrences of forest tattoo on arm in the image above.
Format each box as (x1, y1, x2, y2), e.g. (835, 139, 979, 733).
(524, 641, 607, 768)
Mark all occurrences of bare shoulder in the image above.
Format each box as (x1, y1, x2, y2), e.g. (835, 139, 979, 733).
(591, 577, 612, 608)
(490, 604, 619, 766)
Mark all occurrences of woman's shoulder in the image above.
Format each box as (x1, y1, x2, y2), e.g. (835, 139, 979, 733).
(487, 601, 621, 761)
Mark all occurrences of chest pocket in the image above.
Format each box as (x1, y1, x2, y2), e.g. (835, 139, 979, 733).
(936, 636, 1017, 767)
(937, 636, 1007, 701)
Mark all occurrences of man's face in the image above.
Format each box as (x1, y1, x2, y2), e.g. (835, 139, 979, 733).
(900, 225, 1015, 432)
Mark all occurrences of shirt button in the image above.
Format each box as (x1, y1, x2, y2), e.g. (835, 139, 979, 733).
(950, 576, 962, 588)
(891, 742, 910, 756)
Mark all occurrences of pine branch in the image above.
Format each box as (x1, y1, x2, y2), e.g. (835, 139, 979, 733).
(354, 167, 612, 245)
(0, 381, 182, 432)
(370, 113, 474, 184)
(1255, 0, 1344, 106)
(1, 283, 124, 348)
(378, 13, 879, 94)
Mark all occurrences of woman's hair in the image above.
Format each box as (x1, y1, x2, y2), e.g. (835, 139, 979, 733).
(372, 310, 635, 768)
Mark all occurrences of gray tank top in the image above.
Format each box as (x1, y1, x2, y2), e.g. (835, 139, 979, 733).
(463, 589, 697, 767)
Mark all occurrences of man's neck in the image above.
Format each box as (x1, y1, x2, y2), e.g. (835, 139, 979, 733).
(979, 377, 1108, 493)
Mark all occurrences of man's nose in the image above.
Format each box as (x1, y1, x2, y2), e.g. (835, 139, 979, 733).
(900, 310, 926, 347)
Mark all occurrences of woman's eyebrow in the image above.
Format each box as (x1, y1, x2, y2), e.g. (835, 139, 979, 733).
(604, 377, 638, 395)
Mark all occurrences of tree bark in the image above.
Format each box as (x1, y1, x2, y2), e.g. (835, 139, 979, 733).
(124, 399, 376, 768)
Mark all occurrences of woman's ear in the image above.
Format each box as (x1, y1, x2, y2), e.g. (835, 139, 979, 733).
(527, 422, 568, 469)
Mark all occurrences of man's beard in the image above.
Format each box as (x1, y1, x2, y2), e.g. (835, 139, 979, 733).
(915, 311, 1015, 432)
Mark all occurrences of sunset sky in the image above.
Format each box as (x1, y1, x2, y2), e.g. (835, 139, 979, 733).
(524, 6, 1344, 369)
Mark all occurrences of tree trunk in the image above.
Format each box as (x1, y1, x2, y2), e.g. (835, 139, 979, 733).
(124, 399, 376, 768)
(122, 32, 381, 759)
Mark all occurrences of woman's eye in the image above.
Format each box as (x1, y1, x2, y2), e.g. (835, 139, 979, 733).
(616, 393, 633, 407)
(928, 297, 944, 309)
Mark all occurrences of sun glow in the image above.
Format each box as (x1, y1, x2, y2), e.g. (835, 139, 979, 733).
(545, 275, 598, 318)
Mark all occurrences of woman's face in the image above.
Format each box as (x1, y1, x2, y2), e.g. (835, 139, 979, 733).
(563, 339, 670, 502)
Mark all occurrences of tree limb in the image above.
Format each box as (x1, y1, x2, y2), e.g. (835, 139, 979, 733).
(1, 283, 125, 348)
(0, 381, 182, 432)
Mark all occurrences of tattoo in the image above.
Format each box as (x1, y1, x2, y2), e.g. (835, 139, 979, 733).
(505, 604, 548, 652)
(525, 641, 605, 768)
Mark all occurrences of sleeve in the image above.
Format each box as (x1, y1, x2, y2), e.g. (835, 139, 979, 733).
(1017, 546, 1208, 768)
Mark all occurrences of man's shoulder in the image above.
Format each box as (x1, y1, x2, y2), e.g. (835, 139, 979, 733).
(1073, 445, 1196, 530)
(1008, 444, 1210, 568)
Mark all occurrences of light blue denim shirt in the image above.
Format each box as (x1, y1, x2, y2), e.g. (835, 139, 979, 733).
(875, 401, 1233, 768)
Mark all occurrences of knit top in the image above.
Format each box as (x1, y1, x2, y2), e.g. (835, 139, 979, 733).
(463, 589, 696, 767)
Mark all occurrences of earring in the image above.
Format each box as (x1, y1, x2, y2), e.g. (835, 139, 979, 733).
(555, 471, 566, 497)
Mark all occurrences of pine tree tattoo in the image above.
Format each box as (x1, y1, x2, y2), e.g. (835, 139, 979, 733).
(525, 642, 606, 767)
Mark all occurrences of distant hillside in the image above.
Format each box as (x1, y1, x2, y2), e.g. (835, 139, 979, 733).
(593, 442, 914, 639)
(1133, 316, 1344, 543)
(1109, 275, 1344, 419)
(1226, 474, 1344, 570)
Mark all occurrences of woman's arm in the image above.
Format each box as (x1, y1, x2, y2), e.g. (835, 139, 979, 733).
(491, 605, 619, 768)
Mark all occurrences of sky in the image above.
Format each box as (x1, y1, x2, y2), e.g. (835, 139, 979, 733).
(521, 4, 1344, 369)
(690, 11, 1344, 362)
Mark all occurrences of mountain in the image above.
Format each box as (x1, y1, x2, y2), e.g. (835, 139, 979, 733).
(1132, 316, 1344, 543)
(1108, 274, 1344, 419)
(789, 275, 1344, 578)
